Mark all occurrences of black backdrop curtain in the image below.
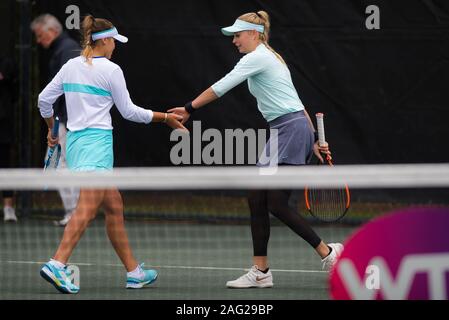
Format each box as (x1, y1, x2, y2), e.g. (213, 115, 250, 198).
(33, 0, 449, 166)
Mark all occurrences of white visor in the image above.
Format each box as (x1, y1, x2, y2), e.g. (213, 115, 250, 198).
(92, 27, 128, 43)
(221, 19, 264, 36)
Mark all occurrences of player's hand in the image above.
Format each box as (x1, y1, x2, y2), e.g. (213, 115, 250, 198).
(165, 113, 189, 132)
(47, 128, 59, 147)
(313, 141, 332, 163)
(167, 107, 190, 124)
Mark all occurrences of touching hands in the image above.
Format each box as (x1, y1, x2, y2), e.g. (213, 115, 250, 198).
(165, 113, 188, 132)
(167, 107, 190, 124)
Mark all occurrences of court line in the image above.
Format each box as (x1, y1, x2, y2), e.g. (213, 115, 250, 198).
(1, 260, 327, 273)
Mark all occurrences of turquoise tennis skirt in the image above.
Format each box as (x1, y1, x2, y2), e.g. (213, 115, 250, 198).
(66, 128, 113, 171)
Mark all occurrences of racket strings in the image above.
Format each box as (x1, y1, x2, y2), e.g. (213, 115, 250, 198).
(48, 152, 59, 168)
(44, 145, 61, 170)
(307, 187, 348, 222)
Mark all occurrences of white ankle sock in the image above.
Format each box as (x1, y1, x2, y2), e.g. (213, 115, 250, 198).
(49, 259, 66, 269)
(127, 264, 144, 279)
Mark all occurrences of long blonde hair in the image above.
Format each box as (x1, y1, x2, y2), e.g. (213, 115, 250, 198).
(80, 15, 114, 64)
(238, 11, 286, 65)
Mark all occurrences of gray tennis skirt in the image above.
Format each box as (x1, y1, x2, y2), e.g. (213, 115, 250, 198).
(258, 111, 314, 166)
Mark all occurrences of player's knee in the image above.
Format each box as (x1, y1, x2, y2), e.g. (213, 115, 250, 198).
(104, 207, 123, 216)
(87, 209, 99, 221)
(74, 208, 97, 222)
(103, 201, 123, 216)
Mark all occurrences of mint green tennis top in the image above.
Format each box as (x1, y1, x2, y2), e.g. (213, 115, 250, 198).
(211, 44, 304, 122)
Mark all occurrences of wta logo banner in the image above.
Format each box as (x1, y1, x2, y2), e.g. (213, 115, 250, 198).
(330, 208, 449, 300)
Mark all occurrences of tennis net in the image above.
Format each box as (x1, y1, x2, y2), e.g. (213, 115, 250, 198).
(0, 164, 448, 300)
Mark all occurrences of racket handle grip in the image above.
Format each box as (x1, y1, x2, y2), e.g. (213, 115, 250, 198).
(315, 113, 326, 146)
(52, 117, 60, 139)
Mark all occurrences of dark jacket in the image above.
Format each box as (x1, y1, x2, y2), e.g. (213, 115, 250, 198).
(48, 32, 81, 124)
(0, 55, 17, 143)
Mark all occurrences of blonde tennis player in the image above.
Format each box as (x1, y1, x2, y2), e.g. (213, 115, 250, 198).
(37, 15, 186, 294)
(169, 11, 343, 289)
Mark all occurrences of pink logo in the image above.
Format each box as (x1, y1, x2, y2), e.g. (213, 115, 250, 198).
(330, 208, 449, 300)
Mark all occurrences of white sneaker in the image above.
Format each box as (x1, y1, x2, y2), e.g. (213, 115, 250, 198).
(53, 211, 73, 227)
(226, 266, 273, 289)
(321, 243, 344, 271)
(3, 207, 18, 222)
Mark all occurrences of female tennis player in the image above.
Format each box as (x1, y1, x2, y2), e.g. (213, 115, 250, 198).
(169, 11, 343, 288)
(37, 15, 186, 294)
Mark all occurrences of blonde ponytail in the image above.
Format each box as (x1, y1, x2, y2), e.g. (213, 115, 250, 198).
(81, 15, 95, 63)
(80, 15, 114, 64)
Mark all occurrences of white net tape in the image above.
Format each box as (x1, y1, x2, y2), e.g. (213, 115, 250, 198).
(1, 163, 449, 190)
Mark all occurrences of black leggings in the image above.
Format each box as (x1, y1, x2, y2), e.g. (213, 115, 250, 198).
(248, 189, 322, 256)
(2, 190, 13, 198)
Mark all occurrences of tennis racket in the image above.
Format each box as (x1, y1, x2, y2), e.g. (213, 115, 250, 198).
(304, 113, 350, 222)
(43, 117, 61, 171)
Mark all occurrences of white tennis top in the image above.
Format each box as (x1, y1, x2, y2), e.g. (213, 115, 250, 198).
(212, 44, 305, 122)
(38, 56, 153, 131)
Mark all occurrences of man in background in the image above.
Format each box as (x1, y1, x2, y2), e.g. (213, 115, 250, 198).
(0, 54, 18, 222)
(31, 14, 80, 226)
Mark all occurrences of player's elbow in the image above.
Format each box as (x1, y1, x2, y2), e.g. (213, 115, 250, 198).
(38, 92, 45, 105)
(211, 85, 225, 98)
(119, 108, 132, 119)
(38, 95, 54, 118)
(120, 109, 137, 121)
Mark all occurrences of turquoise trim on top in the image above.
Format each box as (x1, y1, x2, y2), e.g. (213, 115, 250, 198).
(92, 27, 118, 41)
(92, 27, 116, 36)
(63, 83, 111, 97)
